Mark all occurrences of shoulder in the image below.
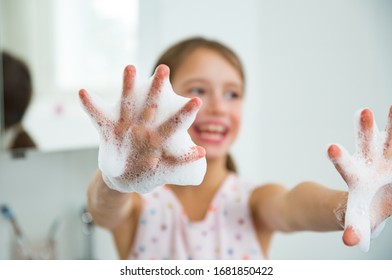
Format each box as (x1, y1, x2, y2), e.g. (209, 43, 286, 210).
(229, 173, 259, 193)
(249, 183, 288, 211)
(229, 175, 288, 208)
(228, 174, 288, 202)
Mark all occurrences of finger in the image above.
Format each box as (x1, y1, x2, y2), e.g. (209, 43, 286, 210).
(384, 105, 392, 158)
(327, 144, 358, 186)
(163, 146, 206, 166)
(342, 226, 360, 247)
(140, 64, 170, 123)
(356, 108, 375, 162)
(79, 89, 107, 127)
(158, 97, 202, 138)
(120, 65, 137, 122)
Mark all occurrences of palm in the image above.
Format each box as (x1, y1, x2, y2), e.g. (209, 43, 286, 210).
(79, 65, 205, 193)
(328, 107, 392, 251)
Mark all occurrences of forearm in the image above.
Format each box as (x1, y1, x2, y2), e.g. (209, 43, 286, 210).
(87, 170, 133, 230)
(282, 181, 347, 232)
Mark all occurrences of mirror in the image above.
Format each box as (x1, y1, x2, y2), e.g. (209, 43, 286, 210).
(0, 0, 138, 152)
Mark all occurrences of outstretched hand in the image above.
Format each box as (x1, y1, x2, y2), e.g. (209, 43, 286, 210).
(328, 106, 392, 251)
(79, 65, 206, 193)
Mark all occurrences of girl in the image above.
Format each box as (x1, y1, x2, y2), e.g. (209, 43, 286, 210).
(79, 37, 392, 259)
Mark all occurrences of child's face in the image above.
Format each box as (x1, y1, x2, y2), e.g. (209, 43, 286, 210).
(172, 48, 243, 161)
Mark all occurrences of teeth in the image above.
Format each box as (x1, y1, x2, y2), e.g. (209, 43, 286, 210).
(200, 132, 222, 140)
(199, 124, 226, 133)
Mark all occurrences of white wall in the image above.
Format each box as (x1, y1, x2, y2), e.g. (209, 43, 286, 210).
(1, 0, 392, 259)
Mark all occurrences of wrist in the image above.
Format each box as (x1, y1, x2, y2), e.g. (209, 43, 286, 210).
(331, 191, 348, 229)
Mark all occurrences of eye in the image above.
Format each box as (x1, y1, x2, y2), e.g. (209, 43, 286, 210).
(188, 87, 205, 96)
(224, 91, 241, 100)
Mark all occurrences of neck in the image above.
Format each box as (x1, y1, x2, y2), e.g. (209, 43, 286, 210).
(167, 156, 232, 221)
(202, 157, 230, 188)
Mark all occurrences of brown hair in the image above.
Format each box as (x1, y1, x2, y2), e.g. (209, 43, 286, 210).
(2, 51, 36, 149)
(2, 52, 33, 129)
(153, 37, 244, 173)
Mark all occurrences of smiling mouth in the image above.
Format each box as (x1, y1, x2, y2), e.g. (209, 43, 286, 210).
(194, 123, 229, 143)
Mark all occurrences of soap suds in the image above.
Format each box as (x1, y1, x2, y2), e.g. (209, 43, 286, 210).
(79, 65, 207, 193)
(329, 107, 392, 251)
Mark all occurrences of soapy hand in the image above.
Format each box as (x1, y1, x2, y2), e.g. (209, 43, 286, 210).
(79, 65, 206, 193)
(328, 106, 392, 251)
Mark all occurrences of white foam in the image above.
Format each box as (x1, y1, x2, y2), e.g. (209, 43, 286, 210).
(81, 68, 207, 194)
(330, 108, 392, 252)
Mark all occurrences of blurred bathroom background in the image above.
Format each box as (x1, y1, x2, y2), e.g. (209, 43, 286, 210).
(0, 0, 391, 259)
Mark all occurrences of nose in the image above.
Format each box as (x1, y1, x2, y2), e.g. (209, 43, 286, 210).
(204, 91, 227, 115)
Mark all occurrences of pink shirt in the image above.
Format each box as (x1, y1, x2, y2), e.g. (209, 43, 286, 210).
(128, 173, 264, 260)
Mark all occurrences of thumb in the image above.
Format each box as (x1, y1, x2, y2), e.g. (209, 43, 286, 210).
(342, 226, 360, 247)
